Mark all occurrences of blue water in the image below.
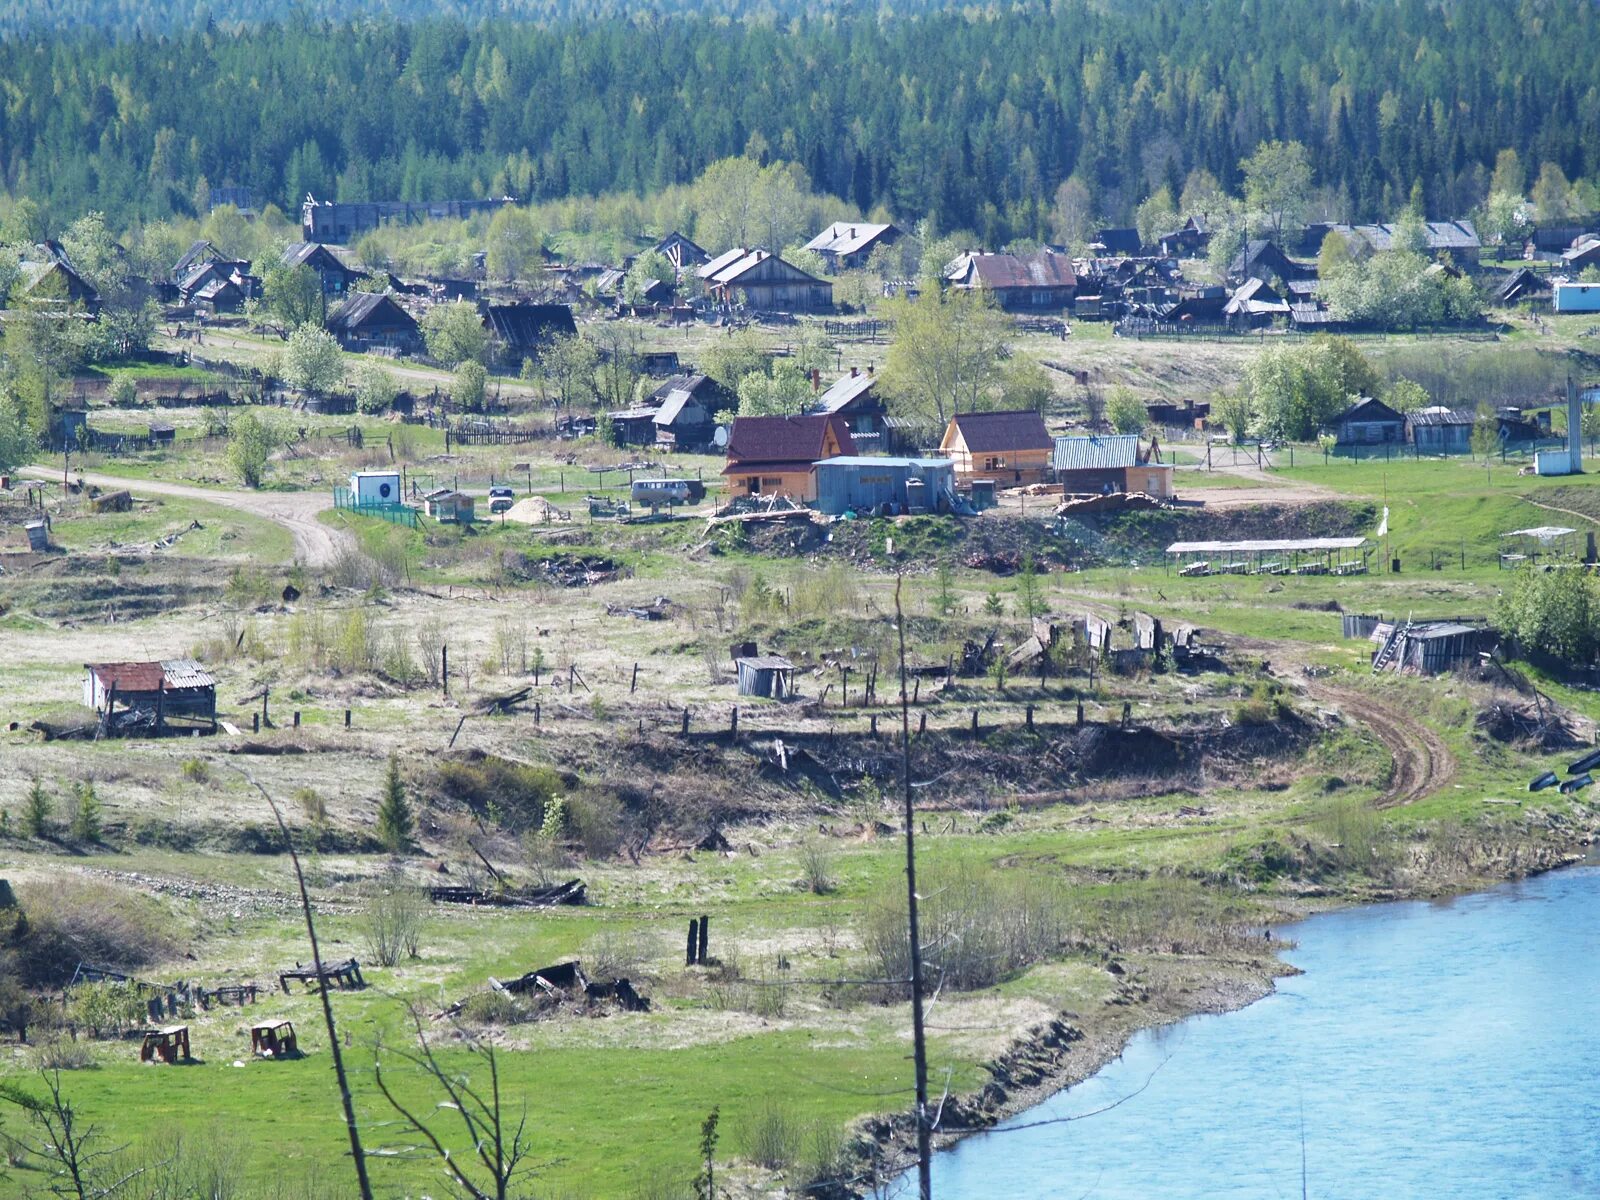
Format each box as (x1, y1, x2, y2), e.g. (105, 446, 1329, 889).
(918, 866, 1600, 1199)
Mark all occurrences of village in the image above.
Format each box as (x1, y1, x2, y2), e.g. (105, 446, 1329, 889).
(8, 153, 1600, 1197)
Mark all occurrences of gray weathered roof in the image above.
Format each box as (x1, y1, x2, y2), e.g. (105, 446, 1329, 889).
(805, 222, 897, 259)
(810, 371, 876, 415)
(735, 655, 795, 671)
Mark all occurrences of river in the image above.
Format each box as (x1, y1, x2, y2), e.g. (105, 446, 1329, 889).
(918, 865, 1600, 1198)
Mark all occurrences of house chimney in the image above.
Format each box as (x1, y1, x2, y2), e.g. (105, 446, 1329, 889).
(851, 366, 858, 377)
(868, 365, 874, 376)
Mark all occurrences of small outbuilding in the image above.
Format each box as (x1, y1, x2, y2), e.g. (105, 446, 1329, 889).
(1554, 282, 1600, 313)
(1408, 407, 1475, 454)
(735, 655, 797, 699)
(140, 1025, 192, 1064)
(422, 488, 475, 523)
(812, 456, 959, 516)
(1052, 434, 1173, 498)
(84, 660, 217, 735)
(347, 470, 402, 507)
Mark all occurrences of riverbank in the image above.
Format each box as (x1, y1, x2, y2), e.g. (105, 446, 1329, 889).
(853, 826, 1598, 1196)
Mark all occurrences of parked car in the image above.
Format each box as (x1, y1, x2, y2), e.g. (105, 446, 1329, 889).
(488, 486, 515, 514)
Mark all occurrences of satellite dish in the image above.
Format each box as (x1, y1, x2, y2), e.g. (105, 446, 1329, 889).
(713, 426, 729, 448)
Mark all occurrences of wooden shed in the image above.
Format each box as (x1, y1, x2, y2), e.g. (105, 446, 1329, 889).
(422, 488, 475, 523)
(735, 655, 797, 699)
(84, 660, 217, 736)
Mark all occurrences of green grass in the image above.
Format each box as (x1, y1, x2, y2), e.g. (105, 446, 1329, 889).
(46, 495, 293, 560)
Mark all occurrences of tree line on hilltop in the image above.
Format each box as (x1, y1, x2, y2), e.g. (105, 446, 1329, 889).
(0, 0, 1597, 242)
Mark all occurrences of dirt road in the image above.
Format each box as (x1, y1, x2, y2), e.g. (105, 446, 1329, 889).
(22, 467, 350, 568)
(1309, 683, 1455, 808)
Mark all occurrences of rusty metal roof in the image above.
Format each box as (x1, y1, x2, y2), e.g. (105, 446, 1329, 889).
(85, 660, 215, 692)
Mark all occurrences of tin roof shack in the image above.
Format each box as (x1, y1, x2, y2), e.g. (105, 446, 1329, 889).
(422, 488, 475, 523)
(940, 410, 1054, 486)
(735, 655, 797, 699)
(1330, 397, 1406, 446)
(1051, 434, 1174, 499)
(325, 292, 421, 353)
(1370, 621, 1489, 674)
(813, 456, 959, 516)
(84, 660, 217, 736)
(723, 414, 856, 502)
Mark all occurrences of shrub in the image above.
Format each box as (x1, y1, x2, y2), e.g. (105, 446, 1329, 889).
(180, 758, 210, 784)
(568, 790, 624, 860)
(435, 754, 564, 832)
(799, 842, 837, 895)
(13, 880, 178, 987)
(363, 868, 424, 967)
(583, 927, 649, 982)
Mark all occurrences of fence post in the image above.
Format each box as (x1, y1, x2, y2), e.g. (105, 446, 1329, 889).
(631, 663, 639, 694)
(442, 645, 449, 697)
(698, 915, 710, 963)
(729, 706, 738, 738)
(686, 920, 699, 966)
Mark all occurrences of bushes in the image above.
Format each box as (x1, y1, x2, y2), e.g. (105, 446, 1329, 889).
(363, 868, 424, 967)
(10, 880, 178, 988)
(862, 866, 1069, 995)
(740, 1097, 848, 1189)
(435, 753, 565, 832)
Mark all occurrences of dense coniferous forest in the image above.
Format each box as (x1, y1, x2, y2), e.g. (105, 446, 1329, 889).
(1, 0, 1597, 240)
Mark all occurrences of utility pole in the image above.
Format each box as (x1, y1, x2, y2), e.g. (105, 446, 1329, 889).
(895, 577, 933, 1200)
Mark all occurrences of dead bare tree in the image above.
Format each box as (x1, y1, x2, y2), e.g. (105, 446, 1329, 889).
(0, 1068, 149, 1198)
(372, 1006, 537, 1200)
(235, 768, 374, 1200)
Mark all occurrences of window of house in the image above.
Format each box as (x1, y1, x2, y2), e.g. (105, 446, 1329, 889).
(761, 477, 783, 487)
(985, 457, 1001, 470)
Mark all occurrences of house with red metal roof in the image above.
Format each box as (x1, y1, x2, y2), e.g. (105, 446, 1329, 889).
(721, 414, 856, 502)
(938, 409, 1054, 486)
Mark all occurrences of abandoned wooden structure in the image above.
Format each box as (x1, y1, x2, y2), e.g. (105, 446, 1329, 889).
(83, 660, 217, 736)
(489, 959, 650, 1012)
(140, 1025, 191, 1064)
(736, 655, 797, 698)
(1370, 620, 1490, 674)
(279, 958, 364, 994)
(250, 1019, 298, 1057)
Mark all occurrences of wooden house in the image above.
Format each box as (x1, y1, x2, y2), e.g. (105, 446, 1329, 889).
(324, 292, 421, 353)
(1052, 434, 1174, 498)
(944, 251, 1077, 311)
(1224, 278, 1291, 326)
(807, 367, 887, 447)
(22, 259, 99, 313)
(83, 660, 217, 736)
(652, 231, 709, 272)
(804, 222, 902, 271)
(939, 410, 1054, 486)
(1408, 407, 1475, 454)
(703, 249, 832, 312)
(652, 378, 716, 450)
(1330, 397, 1406, 446)
(722, 414, 855, 501)
(192, 276, 249, 314)
(171, 239, 226, 281)
(281, 243, 363, 298)
(1155, 217, 1208, 258)
(482, 303, 577, 367)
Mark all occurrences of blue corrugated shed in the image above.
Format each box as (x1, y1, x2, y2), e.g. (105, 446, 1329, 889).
(813, 456, 957, 516)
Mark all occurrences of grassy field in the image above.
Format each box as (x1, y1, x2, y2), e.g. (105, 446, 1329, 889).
(6, 313, 1600, 1197)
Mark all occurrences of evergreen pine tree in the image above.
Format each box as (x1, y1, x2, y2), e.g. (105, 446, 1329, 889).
(70, 781, 101, 843)
(22, 779, 50, 839)
(376, 753, 413, 854)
